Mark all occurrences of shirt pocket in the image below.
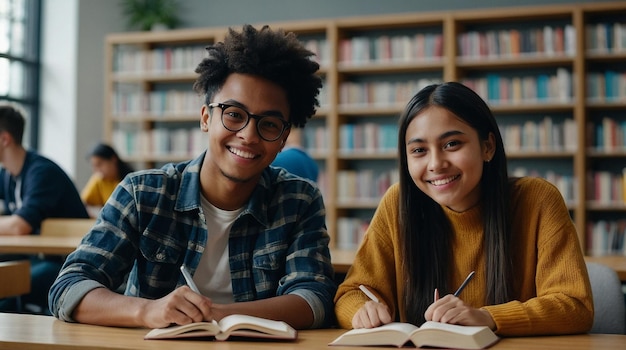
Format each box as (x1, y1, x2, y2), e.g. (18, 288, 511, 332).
(139, 230, 184, 265)
(252, 245, 287, 294)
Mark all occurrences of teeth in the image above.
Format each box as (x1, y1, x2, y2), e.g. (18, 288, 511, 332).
(430, 176, 458, 186)
(229, 147, 255, 159)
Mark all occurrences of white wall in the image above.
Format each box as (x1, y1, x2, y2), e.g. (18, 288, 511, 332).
(39, 0, 78, 178)
(40, 0, 125, 186)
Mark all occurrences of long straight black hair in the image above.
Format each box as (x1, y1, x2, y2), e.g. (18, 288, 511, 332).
(88, 143, 134, 180)
(397, 82, 513, 325)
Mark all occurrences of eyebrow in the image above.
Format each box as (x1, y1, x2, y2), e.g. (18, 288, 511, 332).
(221, 99, 286, 119)
(406, 130, 465, 145)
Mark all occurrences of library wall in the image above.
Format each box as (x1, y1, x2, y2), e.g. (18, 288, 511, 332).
(104, 2, 626, 258)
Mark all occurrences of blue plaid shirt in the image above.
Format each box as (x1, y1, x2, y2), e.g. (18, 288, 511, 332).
(49, 152, 336, 328)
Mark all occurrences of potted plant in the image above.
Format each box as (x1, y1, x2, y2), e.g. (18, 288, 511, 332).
(120, 0, 180, 31)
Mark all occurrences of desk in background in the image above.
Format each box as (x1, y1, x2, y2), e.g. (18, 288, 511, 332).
(0, 235, 81, 256)
(0, 313, 625, 350)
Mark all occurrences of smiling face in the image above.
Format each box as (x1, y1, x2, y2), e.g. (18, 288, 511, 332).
(200, 73, 290, 187)
(405, 106, 495, 212)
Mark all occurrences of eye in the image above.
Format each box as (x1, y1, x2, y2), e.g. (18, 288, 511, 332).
(223, 107, 246, 122)
(443, 140, 461, 149)
(409, 146, 426, 155)
(259, 117, 282, 131)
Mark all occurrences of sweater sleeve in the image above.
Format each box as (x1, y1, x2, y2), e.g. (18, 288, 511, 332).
(334, 185, 401, 329)
(80, 174, 102, 205)
(482, 178, 594, 336)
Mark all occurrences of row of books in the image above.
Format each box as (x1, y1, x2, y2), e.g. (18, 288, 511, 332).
(112, 128, 205, 159)
(338, 123, 398, 153)
(510, 169, 577, 204)
(587, 117, 626, 151)
(458, 25, 576, 59)
(587, 220, 626, 257)
(461, 68, 572, 105)
(339, 33, 443, 64)
(111, 87, 327, 117)
(586, 170, 626, 205)
(501, 117, 577, 153)
(302, 38, 330, 66)
(586, 22, 626, 54)
(339, 78, 442, 106)
(302, 126, 329, 153)
(586, 71, 626, 102)
(335, 217, 369, 250)
(113, 45, 206, 74)
(112, 90, 201, 117)
(336, 169, 399, 203)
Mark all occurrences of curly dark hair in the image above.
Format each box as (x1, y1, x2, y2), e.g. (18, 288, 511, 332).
(192, 24, 322, 128)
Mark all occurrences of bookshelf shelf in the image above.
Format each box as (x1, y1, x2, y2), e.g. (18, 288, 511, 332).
(104, 2, 626, 259)
(456, 56, 574, 69)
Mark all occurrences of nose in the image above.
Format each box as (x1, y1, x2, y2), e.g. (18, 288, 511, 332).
(427, 150, 447, 172)
(236, 118, 261, 143)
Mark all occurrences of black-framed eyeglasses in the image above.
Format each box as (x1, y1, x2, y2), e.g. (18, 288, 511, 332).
(208, 102, 291, 142)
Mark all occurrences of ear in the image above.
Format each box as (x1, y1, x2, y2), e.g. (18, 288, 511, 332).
(279, 128, 291, 151)
(0, 131, 10, 147)
(200, 105, 210, 132)
(482, 132, 496, 162)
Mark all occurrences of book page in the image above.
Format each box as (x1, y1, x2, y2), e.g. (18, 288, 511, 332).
(410, 321, 499, 349)
(216, 314, 297, 340)
(329, 322, 418, 347)
(418, 321, 489, 335)
(144, 320, 221, 339)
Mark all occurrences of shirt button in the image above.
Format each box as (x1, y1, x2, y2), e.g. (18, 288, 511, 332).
(156, 252, 165, 260)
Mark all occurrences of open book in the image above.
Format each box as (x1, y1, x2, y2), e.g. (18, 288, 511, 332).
(329, 321, 499, 349)
(144, 314, 297, 341)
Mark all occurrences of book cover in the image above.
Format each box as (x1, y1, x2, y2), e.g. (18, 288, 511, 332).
(144, 314, 297, 341)
(329, 321, 499, 349)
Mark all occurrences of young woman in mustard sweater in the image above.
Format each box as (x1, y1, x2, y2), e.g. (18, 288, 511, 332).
(334, 82, 593, 336)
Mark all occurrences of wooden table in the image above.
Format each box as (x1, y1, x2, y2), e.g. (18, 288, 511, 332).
(0, 235, 82, 256)
(0, 313, 625, 350)
(584, 255, 626, 282)
(329, 249, 355, 274)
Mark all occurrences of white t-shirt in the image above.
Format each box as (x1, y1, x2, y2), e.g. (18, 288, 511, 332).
(192, 194, 243, 304)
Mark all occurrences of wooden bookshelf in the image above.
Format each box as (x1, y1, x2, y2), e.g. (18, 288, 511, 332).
(104, 2, 626, 260)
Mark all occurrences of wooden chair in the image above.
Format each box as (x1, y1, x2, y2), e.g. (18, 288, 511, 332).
(0, 260, 31, 311)
(39, 218, 96, 237)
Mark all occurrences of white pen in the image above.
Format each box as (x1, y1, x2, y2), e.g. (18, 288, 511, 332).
(180, 264, 200, 294)
(359, 284, 379, 303)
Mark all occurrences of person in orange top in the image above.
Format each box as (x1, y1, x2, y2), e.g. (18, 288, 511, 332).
(334, 82, 593, 336)
(81, 143, 133, 218)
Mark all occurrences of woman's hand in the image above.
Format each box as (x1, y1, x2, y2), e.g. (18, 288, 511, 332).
(424, 294, 496, 330)
(351, 300, 392, 329)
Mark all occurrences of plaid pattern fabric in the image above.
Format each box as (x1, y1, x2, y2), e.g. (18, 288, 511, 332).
(50, 152, 337, 327)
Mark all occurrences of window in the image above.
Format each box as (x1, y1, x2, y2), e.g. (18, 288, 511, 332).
(0, 0, 41, 148)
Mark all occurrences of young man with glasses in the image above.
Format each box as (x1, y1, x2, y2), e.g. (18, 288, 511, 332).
(49, 24, 336, 330)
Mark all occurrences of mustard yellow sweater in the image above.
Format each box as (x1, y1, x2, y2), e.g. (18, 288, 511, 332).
(334, 177, 593, 336)
(80, 173, 119, 206)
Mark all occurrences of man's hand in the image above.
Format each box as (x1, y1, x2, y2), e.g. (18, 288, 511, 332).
(139, 286, 214, 329)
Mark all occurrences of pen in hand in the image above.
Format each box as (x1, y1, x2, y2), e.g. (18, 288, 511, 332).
(359, 285, 379, 303)
(180, 265, 201, 294)
(453, 271, 475, 297)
